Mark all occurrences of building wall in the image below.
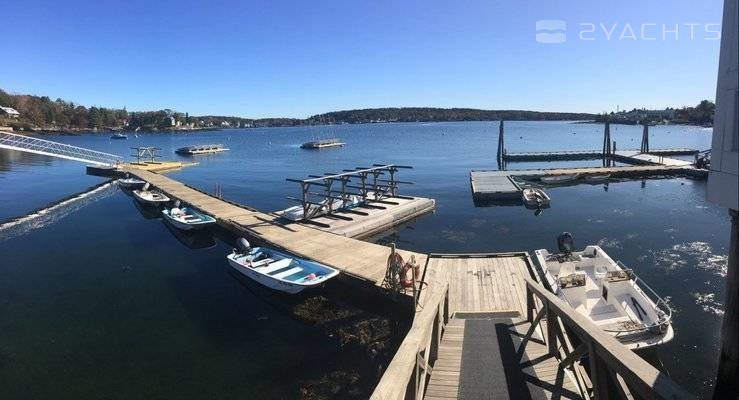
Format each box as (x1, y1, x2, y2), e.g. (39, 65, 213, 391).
(707, 0, 739, 211)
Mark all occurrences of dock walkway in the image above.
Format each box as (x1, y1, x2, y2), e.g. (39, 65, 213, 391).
(424, 254, 581, 400)
(124, 169, 427, 290)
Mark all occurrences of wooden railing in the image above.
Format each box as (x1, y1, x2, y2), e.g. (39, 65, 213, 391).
(523, 278, 694, 400)
(370, 276, 449, 400)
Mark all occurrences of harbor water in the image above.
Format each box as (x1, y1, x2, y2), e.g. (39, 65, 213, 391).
(0, 121, 727, 398)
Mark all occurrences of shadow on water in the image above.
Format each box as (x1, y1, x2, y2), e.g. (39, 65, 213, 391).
(162, 220, 217, 250)
(131, 199, 163, 220)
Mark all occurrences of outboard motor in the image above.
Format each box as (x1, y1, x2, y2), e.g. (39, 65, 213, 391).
(174, 200, 181, 208)
(142, 182, 150, 191)
(557, 232, 574, 255)
(237, 238, 251, 253)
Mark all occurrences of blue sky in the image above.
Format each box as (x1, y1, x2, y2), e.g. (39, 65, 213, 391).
(0, 0, 724, 118)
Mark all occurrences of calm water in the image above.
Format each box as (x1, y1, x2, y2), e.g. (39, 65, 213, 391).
(0, 121, 728, 398)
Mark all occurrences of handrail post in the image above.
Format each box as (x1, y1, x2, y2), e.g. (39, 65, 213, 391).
(526, 285, 534, 322)
(546, 303, 558, 356)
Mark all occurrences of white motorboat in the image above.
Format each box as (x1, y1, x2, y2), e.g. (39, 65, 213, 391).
(522, 188, 550, 208)
(162, 206, 215, 230)
(276, 195, 360, 221)
(227, 239, 339, 294)
(132, 184, 171, 205)
(540, 174, 580, 184)
(118, 177, 146, 189)
(534, 233, 673, 350)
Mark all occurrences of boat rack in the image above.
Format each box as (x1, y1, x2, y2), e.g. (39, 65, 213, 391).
(285, 164, 413, 221)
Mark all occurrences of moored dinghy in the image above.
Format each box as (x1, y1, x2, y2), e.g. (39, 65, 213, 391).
(534, 233, 673, 350)
(118, 177, 146, 189)
(522, 188, 550, 208)
(132, 183, 171, 205)
(162, 201, 215, 230)
(227, 239, 339, 294)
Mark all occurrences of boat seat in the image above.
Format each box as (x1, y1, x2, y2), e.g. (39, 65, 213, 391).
(257, 258, 292, 273)
(271, 266, 304, 279)
(250, 258, 275, 268)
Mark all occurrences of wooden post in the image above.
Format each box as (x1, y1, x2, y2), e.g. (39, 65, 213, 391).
(546, 304, 558, 356)
(714, 209, 739, 399)
(588, 341, 611, 400)
(641, 123, 649, 153)
(301, 182, 309, 221)
(497, 120, 505, 163)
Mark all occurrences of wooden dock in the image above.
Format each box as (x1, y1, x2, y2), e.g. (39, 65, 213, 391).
(121, 169, 430, 293)
(371, 253, 693, 400)
(285, 195, 435, 238)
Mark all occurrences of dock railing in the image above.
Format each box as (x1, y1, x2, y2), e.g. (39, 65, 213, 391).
(370, 276, 449, 400)
(523, 278, 693, 400)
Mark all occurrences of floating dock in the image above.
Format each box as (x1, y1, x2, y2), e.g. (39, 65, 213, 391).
(503, 148, 697, 162)
(474, 149, 707, 202)
(285, 195, 436, 238)
(120, 169, 431, 295)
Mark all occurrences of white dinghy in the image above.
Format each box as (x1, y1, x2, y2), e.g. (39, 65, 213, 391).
(132, 183, 171, 205)
(227, 239, 339, 294)
(162, 201, 215, 231)
(522, 188, 550, 208)
(534, 233, 673, 350)
(118, 177, 146, 189)
(276, 195, 360, 221)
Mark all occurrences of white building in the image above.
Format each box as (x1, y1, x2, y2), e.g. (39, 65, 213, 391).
(707, 0, 738, 211)
(0, 106, 20, 118)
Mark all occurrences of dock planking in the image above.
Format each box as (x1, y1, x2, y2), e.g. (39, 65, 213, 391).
(122, 169, 428, 291)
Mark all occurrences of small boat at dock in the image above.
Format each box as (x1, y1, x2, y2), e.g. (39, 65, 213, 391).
(522, 188, 550, 208)
(175, 144, 229, 155)
(276, 195, 360, 221)
(162, 205, 215, 230)
(584, 174, 611, 182)
(300, 138, 345, 149)
(132, 184, 171, 205)
(227, 238, 339, 294)
(118, 177, 146, 189)
(540, 173, 580, 184)
(110, 133, 128, 140)
(534, 233, 673, 350)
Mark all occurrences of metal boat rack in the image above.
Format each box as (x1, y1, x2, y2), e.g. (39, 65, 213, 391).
(285, 164, 413, 221)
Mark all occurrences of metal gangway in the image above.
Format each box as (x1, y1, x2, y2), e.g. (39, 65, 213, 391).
(0, 131, 123, 165)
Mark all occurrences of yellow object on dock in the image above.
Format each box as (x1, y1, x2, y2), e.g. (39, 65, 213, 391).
(121, 161, 197, 172)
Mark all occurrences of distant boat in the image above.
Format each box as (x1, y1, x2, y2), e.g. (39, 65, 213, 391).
(522, 188, 550, 208)
(111, 133, 128, 139)
(300, 138, 345, 149)
(132, 184, 171, 205)
(534, 233, 674, 350)
(118, 177, 146, 189)
(162, 206, 215, 230)
(276, 195, 360, 221)
(175, 144, 229, 155)
(585, 174, 611, 182)
(540, 173, 580, 184)
(227, 238, 339, 294)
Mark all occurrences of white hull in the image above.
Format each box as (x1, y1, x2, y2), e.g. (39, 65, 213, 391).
(132, 189, 171, 205)
(229, 258, 305, 294)
(522, 188, 550, 207)
(162, 207, 215, 231)
(118, 178, 145, 189)
(277, 196, 359, 221)
(534, 245, 673, 350)
(227, 247, 339, 294)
